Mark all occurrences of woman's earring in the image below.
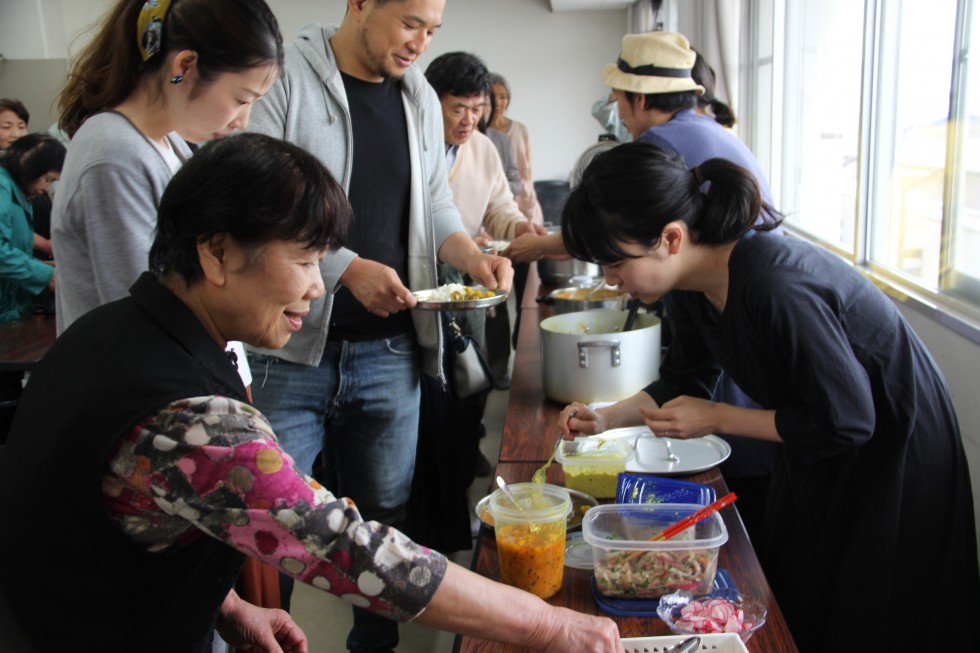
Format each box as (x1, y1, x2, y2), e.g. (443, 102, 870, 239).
(170, 74, 184, 84)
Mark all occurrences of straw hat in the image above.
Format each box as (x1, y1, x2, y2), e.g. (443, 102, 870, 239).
(602, 32, 705, 95)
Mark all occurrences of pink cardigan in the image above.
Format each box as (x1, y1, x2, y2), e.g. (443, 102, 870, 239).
(448, 130, 529, 240)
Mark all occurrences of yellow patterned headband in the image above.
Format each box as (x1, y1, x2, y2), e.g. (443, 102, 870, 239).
(137, 0, 173, 62)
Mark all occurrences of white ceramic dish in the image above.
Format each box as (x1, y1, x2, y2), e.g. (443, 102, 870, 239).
(583, 427, 732, 476)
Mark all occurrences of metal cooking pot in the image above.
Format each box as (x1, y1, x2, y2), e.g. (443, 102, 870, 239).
(540, 309, 661, 404)
(536, 225, 601, 286)
(535, 286, 628, 315)
(537, 258, 602, 287)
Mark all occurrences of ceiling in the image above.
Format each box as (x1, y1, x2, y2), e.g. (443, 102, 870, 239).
(548, 0, 637, 11)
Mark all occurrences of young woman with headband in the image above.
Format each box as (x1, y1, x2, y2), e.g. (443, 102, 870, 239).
(52, 0, 283, 333)
(555, 141, 980, 653)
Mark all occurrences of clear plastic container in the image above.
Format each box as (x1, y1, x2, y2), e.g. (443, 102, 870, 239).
(555, 437, 630, 498)
(488, 483, 571, 599)
(582, 503, 728, 599)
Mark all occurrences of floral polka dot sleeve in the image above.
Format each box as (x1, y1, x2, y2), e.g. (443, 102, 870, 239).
(103, 396, 447, 623)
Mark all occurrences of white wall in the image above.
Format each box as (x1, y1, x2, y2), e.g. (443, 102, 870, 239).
(898, 304, 980, 549)
(0, 0, 626, 181)
(267, 0, 628, 180)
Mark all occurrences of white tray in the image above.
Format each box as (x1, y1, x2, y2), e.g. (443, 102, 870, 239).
(622, 633, 749, 653)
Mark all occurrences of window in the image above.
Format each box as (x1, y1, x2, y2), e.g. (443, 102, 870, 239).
(756, 0, 980, 314)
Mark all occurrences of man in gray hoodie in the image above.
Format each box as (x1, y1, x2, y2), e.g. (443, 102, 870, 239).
(246, 1, 512, 651)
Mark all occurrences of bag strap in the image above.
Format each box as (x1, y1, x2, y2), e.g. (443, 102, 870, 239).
(442, 311, 467, 352)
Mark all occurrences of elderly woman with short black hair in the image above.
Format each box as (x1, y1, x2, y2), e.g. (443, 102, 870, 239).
(0, 133, 622, 653)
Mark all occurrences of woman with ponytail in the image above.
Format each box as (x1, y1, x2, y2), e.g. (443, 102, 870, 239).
(691, 50, 736, 130)
(52, 0, 283, 333)
(556, 141, 980, 653)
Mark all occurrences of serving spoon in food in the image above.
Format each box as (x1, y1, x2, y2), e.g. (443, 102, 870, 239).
(531, 409, 578, 483)
(496, 475, 525, 511)
(583, 279, 607, 300)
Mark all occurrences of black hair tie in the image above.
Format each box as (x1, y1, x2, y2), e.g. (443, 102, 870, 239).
(692, 166, 705, 186)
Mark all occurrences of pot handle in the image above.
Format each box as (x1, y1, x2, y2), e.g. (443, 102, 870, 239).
(535, 294, 555, 305)
(577, 340, 621, 368)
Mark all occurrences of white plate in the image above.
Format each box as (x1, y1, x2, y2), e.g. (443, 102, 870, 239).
(588, 427, 731, 475)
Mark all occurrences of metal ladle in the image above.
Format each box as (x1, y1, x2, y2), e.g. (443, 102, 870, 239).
(622, 298, 641, 332)
(531, 409, 578, 483)
(583, 278, 607, 300)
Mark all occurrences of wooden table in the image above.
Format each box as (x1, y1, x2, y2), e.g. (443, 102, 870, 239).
(0, 314, 56, 371)
(454, 266, 798, 653)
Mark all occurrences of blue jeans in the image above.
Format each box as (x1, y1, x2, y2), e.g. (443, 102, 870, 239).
(248, 332, 421, 652)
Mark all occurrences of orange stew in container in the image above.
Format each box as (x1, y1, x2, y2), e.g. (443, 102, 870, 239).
(496, 522, 566, 598)
(488, 483, 572, 600)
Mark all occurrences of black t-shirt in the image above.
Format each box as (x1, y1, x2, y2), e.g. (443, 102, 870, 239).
(329, 72, 414, 340)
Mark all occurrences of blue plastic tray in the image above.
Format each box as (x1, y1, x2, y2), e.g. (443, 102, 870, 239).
(616, 472, 716, 506)
(591, 568, 737, 617)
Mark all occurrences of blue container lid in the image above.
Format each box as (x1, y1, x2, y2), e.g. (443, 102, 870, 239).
(616, 472, 716, 506)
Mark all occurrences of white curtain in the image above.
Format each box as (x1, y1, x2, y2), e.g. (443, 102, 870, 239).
(699, 0, 740, 118)
(628, 0, 658, 34)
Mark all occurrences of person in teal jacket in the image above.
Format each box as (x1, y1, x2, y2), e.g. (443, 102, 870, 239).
(0, 133, 64, 323)
(0, 132, 65, 445)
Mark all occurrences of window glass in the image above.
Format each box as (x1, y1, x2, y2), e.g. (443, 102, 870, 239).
(761, 0, 979, 314)
(779, 0, 864, 250)
(870, 1, 958, 290)
(948, 3, 980, 302)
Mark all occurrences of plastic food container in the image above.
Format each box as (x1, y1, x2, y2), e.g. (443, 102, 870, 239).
(582, 503, 728, 599)
(621, 634, 750, 653)
(476, 488, 598, 531)
(616, 473, 716, 506)
(488, 483, 571, 599)
(556, 437, 630, 498)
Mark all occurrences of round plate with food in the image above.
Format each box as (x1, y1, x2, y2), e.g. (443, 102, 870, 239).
(475, 487, 598, 531)
(412, 284, 507, 311)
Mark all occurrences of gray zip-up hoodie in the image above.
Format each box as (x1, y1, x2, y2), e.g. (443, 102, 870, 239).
(247, 23, 466, 380)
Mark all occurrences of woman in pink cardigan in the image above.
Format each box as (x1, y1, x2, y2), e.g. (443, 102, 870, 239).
(488, 73, 544, 225)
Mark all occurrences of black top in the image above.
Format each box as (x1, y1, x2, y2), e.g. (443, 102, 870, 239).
(329, 72, 413, 340)
(647, 233, 980, 652)
(0, 273, 247, 652)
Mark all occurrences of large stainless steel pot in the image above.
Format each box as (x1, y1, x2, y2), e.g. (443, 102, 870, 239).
(540, 309, 661, 404)
(536, 225, 601, 286)
(537, 258, 602, 287)
(535, 286, 628, 315)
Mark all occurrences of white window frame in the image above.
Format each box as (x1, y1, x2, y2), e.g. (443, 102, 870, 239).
(749, 0, 980, 343)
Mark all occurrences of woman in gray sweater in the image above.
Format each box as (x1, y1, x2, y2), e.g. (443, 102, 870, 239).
(51, 0, 284, 333)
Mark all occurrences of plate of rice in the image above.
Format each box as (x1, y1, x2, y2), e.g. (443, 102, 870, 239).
(412, 283, 506, 311)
